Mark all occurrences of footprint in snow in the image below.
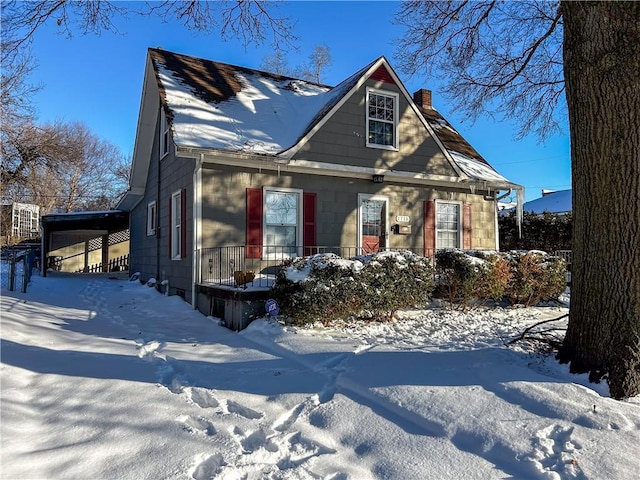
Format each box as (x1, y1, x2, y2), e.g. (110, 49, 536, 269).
(136, 340, 165, 360)
(526, 424, 586, 479)
(190, 453, 226, 480)
(225, 399, 263, 419)
(276, 431, 336, 471)
(272, 403, 305, 432)
(176, 414, 216, 436)
(188, 387, 220, 409)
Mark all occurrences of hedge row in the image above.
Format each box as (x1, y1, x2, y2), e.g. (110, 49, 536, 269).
(499, 210, 572, 252)
(434, 249, 567, 308)
(271, 251, 435, 325)
(270, 249, 567, 325)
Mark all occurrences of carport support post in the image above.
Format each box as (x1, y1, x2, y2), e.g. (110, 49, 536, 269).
(41, 230, 48, 277)
(101, 233, 109, 272)
(84, 240, 90, 272)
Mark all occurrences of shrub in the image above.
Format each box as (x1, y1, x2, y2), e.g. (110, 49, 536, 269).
(504, 251, 567, 306)
(271, 251, 434, 325)
(499, 210, 572, 252)
(355, 251, 435, 321)
(270, 254, 364, 325)
(434, 250, 511, 309)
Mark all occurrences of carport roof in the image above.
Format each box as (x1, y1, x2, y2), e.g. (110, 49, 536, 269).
(40, 210, 129, 232)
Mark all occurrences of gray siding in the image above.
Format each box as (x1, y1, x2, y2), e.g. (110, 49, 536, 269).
(293, 79, 456, 177)
(129, 109, 195, 302)
(201, 165, 497, 251)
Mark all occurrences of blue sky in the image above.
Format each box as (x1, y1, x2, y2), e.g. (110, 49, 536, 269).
(27, 0, 571, 202)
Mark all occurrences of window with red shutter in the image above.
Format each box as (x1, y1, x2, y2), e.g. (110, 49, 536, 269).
(303, 192, 317, 256)
(424, 200, 436, 256)
(462, 203, 472, 250)
(246, 188, 263, 259)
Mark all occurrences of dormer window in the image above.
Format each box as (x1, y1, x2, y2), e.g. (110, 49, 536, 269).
(160, 108, 169, 158)
(366, 87, 398, 150)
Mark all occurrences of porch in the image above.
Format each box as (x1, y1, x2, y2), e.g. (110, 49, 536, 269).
(195, 245, 435, 330)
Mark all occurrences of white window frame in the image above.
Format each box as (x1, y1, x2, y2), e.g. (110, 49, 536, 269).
(357, 193, 389, 253)
(170, 191, 182, 260)
(366, 87, 399, 151)
(435, 200, 462, 249)
(160, 108, 169, 159)
(262, 187, 303, 259)
(146, 201, 156, 236)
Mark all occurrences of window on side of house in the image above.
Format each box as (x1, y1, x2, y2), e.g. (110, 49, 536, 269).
(263, 188, 302, 257)
(436, 201, 461, 249)
(170, 191, 182, 259)
(146, 201, 156, 236)
(160, 108, 169, 158)
(366, 88, 398, 150)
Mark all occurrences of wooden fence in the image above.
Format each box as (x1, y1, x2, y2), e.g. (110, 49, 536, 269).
(79, 255, 129, 273)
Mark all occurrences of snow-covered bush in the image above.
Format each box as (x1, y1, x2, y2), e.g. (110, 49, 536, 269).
(434, 250, 510, 309)
(271, 251, 434, 325)
(435, 249, 566, 308)
(504, 250, 567, 306)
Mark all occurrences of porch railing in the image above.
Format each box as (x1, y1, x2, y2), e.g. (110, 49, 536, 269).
(198, 246, 435, 289)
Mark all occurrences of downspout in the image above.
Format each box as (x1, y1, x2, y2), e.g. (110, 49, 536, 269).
(156, 112, 162, 282)
(516, 186, 525, 239)
(495, 189, 512, 251)
(191, 153, 203, 309)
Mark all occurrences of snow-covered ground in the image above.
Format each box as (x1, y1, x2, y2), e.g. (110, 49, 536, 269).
(1, 272, 638, 479)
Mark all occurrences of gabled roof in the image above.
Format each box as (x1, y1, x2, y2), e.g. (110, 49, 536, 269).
(119, 49, 522, 211)
(150, 48, 339, 155)
(149, 49, 508, 180)
(417, 105, 508, 182)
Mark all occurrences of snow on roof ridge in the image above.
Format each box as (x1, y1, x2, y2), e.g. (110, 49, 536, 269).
(151, 51, 387, 155)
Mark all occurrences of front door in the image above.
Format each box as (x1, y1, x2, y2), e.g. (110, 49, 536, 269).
(359, 195, 388, 254)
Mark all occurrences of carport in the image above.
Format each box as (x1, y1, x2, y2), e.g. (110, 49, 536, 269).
(40, 211, 129, 277)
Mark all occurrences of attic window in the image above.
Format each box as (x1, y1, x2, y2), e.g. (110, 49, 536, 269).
(160, 108, 169, 158)
(366, 88, 398, 150)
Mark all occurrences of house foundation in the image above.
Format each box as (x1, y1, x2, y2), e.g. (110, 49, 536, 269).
(196, 285, 271, 331)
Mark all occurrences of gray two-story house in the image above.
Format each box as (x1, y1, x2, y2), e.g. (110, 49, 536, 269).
(118, 48, 523, 327)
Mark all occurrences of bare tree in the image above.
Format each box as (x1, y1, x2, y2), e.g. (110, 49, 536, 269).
(395, 1, 564, 139)
(295, 44, 332, 83)
(0, 0, 296, 58)
(260, 48, 291, 76)
(261, 44, 332, 83)
(2, 120, 129, 213)
(395, 1, 640, 398)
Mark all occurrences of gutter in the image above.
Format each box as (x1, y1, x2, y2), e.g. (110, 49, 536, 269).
(191, 153, 203, 310)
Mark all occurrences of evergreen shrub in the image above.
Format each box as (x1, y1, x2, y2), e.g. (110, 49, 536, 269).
(271, 251, 435, 325)
(434, 250, 511, 308)
(504, 251, 567, 306)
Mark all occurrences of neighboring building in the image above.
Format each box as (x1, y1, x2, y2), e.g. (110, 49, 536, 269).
(118, 48, 523, 325)
(521, 189, 572, 215)
(1, 202, 40, 244)
(500, 189, 571, 216)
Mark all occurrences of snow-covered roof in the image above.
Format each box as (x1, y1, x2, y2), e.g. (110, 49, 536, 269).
(448, 151, 509, 183)
(522, 189, 572, 214)
(152, 48, 348, 155)
(148, 48, 516, 187)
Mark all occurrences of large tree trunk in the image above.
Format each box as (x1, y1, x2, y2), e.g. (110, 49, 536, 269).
(559, 2, 640, 399)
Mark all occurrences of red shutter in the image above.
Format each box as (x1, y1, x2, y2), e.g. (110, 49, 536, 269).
(180, 189, 187, 258)
(246, 188, 263, 259)
(303, 192, 317, 256)
(424, 200, 436, 256)
(462, 203, 472, 250)
(168, 195, 172, 258)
